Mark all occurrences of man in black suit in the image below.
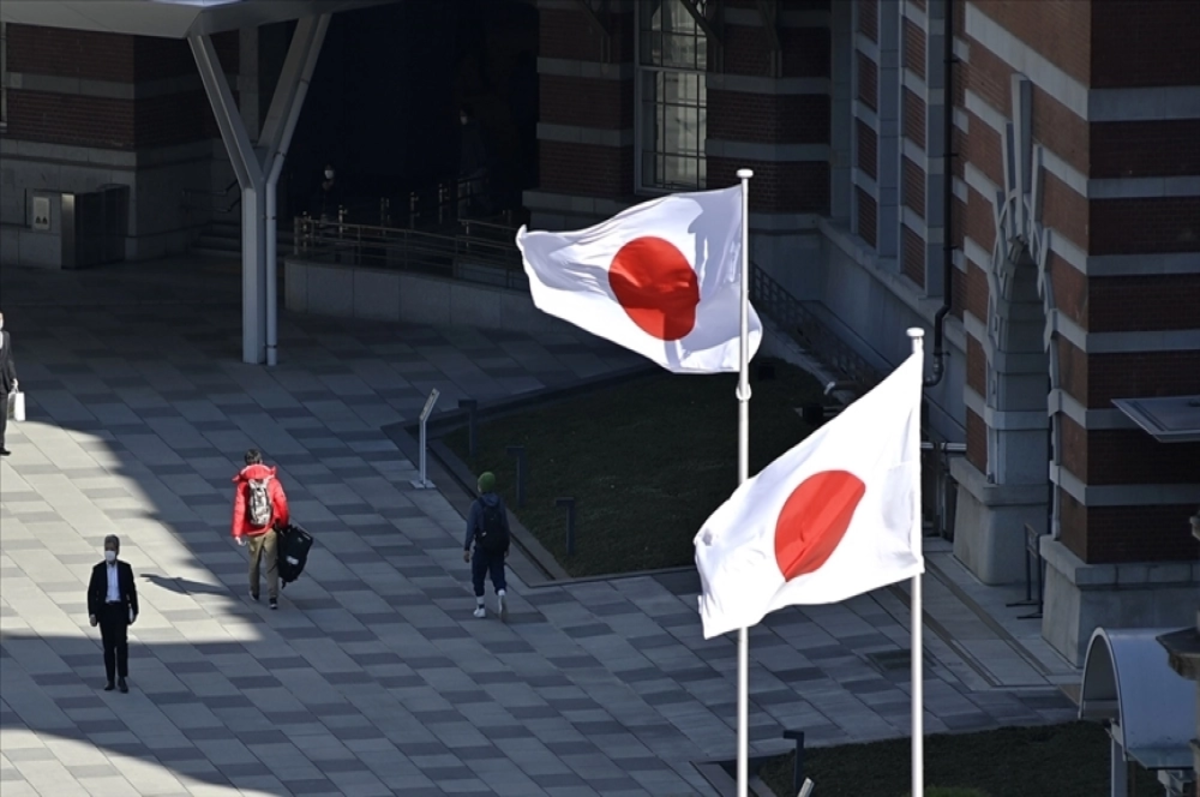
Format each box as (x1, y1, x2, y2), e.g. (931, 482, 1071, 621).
(0, 310, 17, 456)
(87, 535, 139, 692)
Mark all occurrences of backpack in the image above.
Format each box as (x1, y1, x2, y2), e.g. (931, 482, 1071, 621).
(246, 477, 273, 527)
(475, 500, 509, 554)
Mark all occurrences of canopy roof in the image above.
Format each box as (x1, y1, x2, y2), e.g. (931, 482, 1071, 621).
(0, 0, 395, 39)
(1113, 394, 1200, 443)
(1079, 627, 1196, 771)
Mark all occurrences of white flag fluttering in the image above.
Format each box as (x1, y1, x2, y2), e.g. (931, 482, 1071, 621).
(695, 350, 925, 639)
(516, 186, 762, 374)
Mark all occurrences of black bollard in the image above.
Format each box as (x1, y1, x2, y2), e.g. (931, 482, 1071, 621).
(506, 445, 526, 507)
(555, 497, 576, 556)
(459, 399, 478, 458)
(782, 730, 806, 796)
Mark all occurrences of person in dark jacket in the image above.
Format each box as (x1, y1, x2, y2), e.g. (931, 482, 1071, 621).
(312, 163, 340, 225)
(231, 449, 290, 609)
(87, 535, 139, 692)
(457, 105, 490, 218)
(462, 471, 510, 619)
(0, 310, 18, 456)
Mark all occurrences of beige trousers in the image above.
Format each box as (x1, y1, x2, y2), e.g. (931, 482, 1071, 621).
(247, 529, 279, 600)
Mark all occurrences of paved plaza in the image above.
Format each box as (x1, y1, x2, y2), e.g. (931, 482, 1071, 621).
(1, 259, 1079, 796)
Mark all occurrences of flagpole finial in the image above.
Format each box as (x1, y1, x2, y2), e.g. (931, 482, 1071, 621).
(737, 168, 754, 180)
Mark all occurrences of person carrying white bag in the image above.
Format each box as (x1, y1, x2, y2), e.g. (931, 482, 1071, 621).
(1, 310, 20, 456)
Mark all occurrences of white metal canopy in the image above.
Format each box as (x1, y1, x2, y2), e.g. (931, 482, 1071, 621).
(1079, 627, 1195, 771)
(0, 0, 392, 39)
(1112, 395, 1200, 444)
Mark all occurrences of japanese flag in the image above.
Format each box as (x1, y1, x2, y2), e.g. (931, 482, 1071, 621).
(515, 186, 763, 374)
(695, 350, 925, 639)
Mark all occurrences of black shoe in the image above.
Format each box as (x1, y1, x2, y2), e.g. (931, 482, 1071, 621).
(118, 678, 128, 693)
(269, 598, 278, 610)
(103, 681, 115, 691)
(0, 448, 10, 456)
(250, 591, 259, 601)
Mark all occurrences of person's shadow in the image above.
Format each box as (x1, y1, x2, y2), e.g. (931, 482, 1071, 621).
(140, 573, 230, 597)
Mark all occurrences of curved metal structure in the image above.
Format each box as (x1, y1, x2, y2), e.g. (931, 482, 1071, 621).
(1080, 626, 1197, 796)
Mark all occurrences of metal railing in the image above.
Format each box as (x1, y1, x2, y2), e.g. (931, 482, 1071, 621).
(751, 264, 883, 390)
(182, 178, 240, 215)
(341, 177, 519, 231)
(292, 212, 527, 291)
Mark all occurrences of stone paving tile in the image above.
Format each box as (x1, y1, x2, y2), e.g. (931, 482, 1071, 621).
(0, 260, 1078, 796)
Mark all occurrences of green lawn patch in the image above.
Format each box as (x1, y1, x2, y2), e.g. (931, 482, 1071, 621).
(442, 358, 827, 577)
(759, 721, 1159, 797)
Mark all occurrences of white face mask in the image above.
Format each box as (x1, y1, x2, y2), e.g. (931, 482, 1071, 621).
(105, 550, 117, 563)
(324, 170, 334, 180)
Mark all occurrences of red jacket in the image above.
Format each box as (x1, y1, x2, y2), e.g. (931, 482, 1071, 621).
(231, 464, 290, 539)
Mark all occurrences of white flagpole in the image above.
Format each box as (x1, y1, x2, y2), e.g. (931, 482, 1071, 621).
(906, 327, 926, 797)
(736, 168, 754, 797)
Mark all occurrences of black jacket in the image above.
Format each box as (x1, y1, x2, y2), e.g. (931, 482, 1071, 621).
(0, 331, 15, 394)
(87, 561, 139, 618)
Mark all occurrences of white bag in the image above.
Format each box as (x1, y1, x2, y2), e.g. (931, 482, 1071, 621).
(8, 390, 24, 422)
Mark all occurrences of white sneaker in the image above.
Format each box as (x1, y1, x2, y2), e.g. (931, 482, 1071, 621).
(497, 590, 508, 621)
(473, 606, 486, 619)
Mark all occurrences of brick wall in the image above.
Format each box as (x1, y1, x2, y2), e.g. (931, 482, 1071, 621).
(1090, 0, 1200, 88)
(901, 224, 925, 288)
(857, 120, 878, 180)
(709, 159, 830, 214)
(902, 88, 926, 148)
(901, 156, 925, 218)
(857, 52, 878, 110)
(535, 5, 633, 203)
(4, 25, 238, 150)
(533, 1, 835, 216)
(6, 24, 134, 81)
(1061, 492, 1200, 563)
(540, 141, 632, 197)
(1090, 197, 1200, 256)
(970, 0, 1090, 84)
(1091, 120, 1200, 178)
(1087, 274, 1200, 332)
(856, 186, 877, 247)
(538, 76, 632, 129)
(6, 91, 135, 149)
(707, 92, 830, 145)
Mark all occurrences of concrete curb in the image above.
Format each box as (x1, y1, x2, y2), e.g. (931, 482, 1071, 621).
(383, 361, 712, 589)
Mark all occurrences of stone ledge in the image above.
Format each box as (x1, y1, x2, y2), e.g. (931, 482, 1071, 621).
(1040, 538, 1200, 587)
(1157, 626, 1200, 681)
(950, 456, 1047, 507)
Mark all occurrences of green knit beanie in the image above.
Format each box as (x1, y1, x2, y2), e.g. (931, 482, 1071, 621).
(477, 471, 496, 494)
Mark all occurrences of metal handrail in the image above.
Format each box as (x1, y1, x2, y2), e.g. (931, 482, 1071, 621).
(750, 263, 883, 389)
(182, 178, 241, 214)
(292, 213, 525, 291)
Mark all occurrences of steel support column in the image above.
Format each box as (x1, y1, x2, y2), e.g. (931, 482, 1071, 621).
(191, 32, 266, 364)
(262, 14, 330, 366)
(190, 18, 329, 365)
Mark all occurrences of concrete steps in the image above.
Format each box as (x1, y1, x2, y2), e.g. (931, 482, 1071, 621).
(190, 220, 295, 262)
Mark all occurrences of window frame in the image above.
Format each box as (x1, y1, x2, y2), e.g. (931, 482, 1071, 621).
(633, 0, 710, 196)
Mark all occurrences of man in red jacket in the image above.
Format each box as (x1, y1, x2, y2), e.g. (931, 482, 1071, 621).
(232, 449, 290, 609)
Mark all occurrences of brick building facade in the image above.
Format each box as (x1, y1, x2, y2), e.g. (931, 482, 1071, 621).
(0, 0, 1197, 668)
(0, 23, 242, 264)
(524, 0, 1200, 667)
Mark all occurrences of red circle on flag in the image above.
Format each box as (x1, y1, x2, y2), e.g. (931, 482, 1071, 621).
(608, 237, 700, 342)
(774, 470, 867, 581)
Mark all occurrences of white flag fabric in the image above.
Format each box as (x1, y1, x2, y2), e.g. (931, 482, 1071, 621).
(694, 350, 925, 639)
(515, 186, 763, 374)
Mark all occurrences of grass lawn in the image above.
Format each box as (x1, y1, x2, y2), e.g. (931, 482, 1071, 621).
(758, 721, 1160, 797)
(442, 358, 827, 577)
